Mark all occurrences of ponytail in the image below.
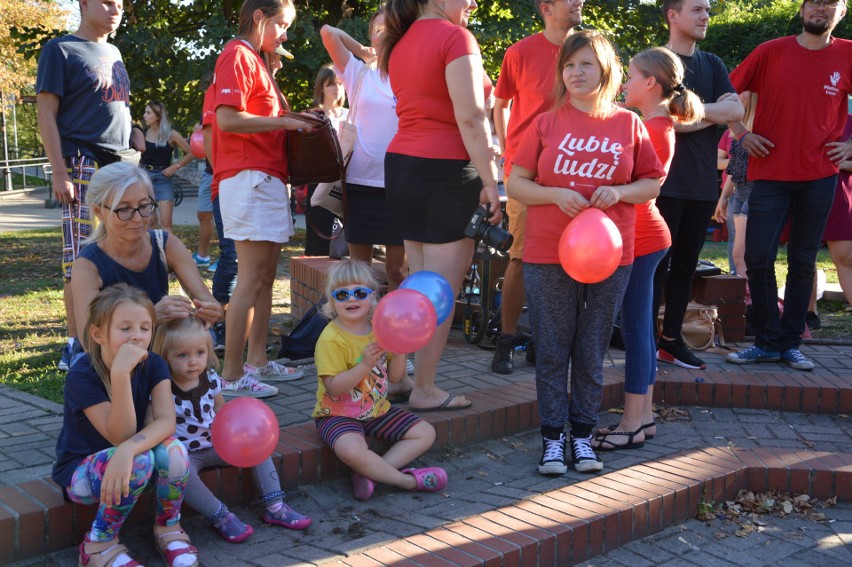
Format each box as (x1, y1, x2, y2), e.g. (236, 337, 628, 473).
(666, 88, 704, 125)
(378, 0, 427, 78)
(631, 47, 704, 126)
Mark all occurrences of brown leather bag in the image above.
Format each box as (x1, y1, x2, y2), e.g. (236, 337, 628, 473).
(285, 110, 345, 186)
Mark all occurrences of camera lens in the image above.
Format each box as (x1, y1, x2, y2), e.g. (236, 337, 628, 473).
(482, 225, 514, 254)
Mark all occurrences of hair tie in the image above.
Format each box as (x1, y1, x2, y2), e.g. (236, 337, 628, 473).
(673, 83, 686, 93)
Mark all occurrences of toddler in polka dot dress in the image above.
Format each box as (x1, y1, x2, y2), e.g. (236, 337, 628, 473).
(152, 316, 311, 543)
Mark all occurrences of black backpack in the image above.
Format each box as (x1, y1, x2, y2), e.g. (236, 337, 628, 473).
(279, 299, 329, 361)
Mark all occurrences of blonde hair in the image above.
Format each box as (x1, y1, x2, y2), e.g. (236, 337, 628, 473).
(151, 315, 219, 375)
(321, 259, 380, 319)
(553, 30, 622, 118)
(630, 48, 704, 125)
(145, 101, 173, 146)
(741, 92, 757, 131)
(85, 162, 156, 245)
(83, 284, 156, 399)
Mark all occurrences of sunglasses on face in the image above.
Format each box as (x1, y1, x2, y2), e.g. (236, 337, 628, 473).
(332, 287, 374, 301)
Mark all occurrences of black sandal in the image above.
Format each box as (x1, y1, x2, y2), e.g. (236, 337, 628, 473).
(593, 426, 645, 451)
(641, 422, 656, 440)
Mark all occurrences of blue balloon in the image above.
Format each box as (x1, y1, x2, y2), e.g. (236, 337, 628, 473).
(400, 271, 454, 325)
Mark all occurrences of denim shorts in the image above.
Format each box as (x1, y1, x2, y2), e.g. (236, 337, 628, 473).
(145, 169, 175, 202)
(730, 181, 753, 216)
(197, 171, 213, 213)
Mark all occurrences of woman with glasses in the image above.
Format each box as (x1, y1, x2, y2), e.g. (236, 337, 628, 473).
(70, 162, 223, 342)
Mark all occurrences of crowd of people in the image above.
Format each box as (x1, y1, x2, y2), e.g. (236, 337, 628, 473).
(34, 0, 851, 564)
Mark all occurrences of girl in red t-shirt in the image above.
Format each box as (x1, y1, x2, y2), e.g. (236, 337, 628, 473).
(594, 47, 703, 452)
(508, 31, 664, 475)
(212, 0, 311, 397)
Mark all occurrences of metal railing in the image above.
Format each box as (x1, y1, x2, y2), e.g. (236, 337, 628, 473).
(0, 158, 52, 192)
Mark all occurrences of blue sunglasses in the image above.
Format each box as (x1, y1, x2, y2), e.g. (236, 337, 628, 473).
(332, 287, 374, 301)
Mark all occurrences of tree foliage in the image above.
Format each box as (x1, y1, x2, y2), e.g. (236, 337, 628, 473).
(9, 0, 852, 142)
(1, 0, 67, 96)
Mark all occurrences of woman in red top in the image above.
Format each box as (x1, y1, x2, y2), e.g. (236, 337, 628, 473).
(379, 0, 500, 412)
(509, 31, 664, 475)
(212, 0, 309, 398)
(594, 47, 703, 451)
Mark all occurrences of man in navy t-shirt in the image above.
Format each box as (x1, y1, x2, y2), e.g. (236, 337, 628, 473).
(36, 0, 132, 372)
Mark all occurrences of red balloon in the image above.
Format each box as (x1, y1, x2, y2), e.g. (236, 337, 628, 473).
(211, 398, 279, 468)
(557, 208, 623, 284)
(189, 131, 206, 159)
(373, 289, 437, 354)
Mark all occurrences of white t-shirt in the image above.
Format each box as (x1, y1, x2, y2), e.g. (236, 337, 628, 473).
(336, 52, 398, 188)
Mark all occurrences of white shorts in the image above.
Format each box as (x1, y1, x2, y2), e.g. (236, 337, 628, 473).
(219, 170, 294, 243)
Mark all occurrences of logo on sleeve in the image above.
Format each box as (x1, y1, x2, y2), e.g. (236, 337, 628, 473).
(824, 71, 841, 96)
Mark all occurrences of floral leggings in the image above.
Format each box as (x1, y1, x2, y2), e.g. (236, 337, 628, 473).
(66, 437, 189, 541)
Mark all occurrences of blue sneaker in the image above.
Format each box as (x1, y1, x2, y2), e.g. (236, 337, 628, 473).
(726, 345, 781, 365)
(192, 252, 210, 268)
(208, 260, 218, 273)
(781, 349, 814, 371)
(58, 341, 73, 372)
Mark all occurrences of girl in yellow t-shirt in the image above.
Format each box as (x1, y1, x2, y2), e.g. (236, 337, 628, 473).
(313, 259, 447, 501)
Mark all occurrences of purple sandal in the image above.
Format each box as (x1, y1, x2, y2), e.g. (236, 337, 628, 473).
(401, 467, 448, 492)
(351, 471, 375, 501)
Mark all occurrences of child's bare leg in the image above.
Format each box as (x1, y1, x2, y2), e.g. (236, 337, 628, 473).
(333, 433, 417, 490)
(376, 421, 436, 470)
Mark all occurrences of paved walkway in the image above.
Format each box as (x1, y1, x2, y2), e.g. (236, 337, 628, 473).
(2, 335, 852, 565)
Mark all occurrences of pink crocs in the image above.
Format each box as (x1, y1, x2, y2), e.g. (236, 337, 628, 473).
(401, 467, 448, 492)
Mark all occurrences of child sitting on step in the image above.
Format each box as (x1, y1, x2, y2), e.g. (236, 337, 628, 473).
(313, 259, 447, 500)
(152, 315, 311, 543)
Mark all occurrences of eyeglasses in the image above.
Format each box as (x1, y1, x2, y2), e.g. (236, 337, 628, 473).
(332, 287, 374, 301)
(111, 202, 158, 221)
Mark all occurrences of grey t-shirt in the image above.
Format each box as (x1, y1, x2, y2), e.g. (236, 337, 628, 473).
(36, 35, 132, 158)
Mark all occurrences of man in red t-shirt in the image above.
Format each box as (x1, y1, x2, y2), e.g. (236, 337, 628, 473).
(726, 0, 852, 371)
(490, 0, 584, 375)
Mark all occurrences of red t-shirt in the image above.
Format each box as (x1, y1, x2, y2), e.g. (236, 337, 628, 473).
(494, 32, 560, 176)
(201, 85, 220, 199)
(387, 19, 480, 160)
(730, 36, 852, 182)
(211, 39, 288, 186)
(513, 104, 665, 266)
(717, 128, 732, 189)
(634, 116, 673, 257)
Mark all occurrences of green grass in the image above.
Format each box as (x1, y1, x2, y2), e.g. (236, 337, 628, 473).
(0, 226, 306, 404)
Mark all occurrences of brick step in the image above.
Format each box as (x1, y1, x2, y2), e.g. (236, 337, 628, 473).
(2, 366, 852, 562)
(332, 446, 852, 566)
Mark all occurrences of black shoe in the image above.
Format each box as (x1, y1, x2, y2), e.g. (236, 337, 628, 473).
(657, 338, 706, 369)
(569, 433, 603, 473)
(525, 339, 536, 364)
(806, 311, 821, 330)
(538, 433, 567, 475)
(213, 322, 226, 353)
(491, 335, 514, 374)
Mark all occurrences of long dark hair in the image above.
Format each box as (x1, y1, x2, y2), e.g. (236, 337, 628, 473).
(378, 0, 428, 77)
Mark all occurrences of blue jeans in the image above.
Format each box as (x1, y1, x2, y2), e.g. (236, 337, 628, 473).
(745, 176, 836, 351)
(211, 195, 237, 304)
(620, 248, 668, 395)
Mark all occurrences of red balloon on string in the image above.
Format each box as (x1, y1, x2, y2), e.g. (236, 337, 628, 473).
(557, 208, 623, 284)
(212, 398, 279, 468)
(189, 131, 206, 159)
(373, 289, 437, 354)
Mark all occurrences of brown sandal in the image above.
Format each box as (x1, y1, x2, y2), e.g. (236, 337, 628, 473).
(78, 538, 142, 567)
(153, 526, 199, 567)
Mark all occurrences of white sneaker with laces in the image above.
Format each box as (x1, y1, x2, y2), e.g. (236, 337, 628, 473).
(244, 360, 303, 382)
(221, 373, 279, 398)
(406, 359, 415, 375)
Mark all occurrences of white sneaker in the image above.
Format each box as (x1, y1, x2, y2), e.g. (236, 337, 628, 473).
(221, 373, 279, 398)
(244, 360, 303, 382)
(570, 434, 603, 473)
(406, 359, 415, 375)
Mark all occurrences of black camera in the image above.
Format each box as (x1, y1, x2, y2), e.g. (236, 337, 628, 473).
(463, 205, 514, 253)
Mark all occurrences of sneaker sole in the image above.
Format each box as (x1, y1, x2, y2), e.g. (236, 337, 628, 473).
(727, 354, 780, 364)
(58, 362, 69, 372)
(258, 371, 304, 382)
(657, 349, 706, 370)
(573, 461, 603, 473)
(221, 388, 278, 398)
(538, 463, 568, 475)
(783, 360, 814, 371)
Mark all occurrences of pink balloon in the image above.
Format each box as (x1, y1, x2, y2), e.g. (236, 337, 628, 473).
(189, 131, 206, 159)
(212, 398, 279, 468)
(373, 289, 437, 354)
(557, 208, 623, 284)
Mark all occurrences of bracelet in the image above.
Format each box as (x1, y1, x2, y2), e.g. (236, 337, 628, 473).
(737, 130, 750, 143)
